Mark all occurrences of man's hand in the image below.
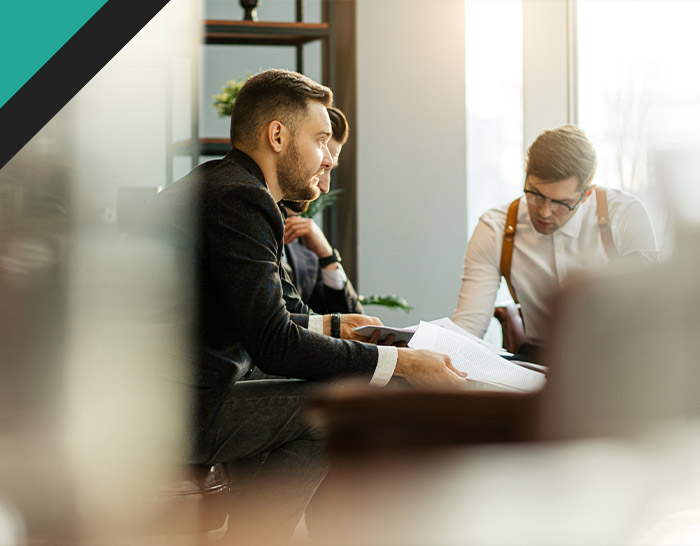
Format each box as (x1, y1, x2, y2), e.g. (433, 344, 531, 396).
(284, 216, 333, 261)
(339, 313, 382, 341)
(394, 348, 468, 388)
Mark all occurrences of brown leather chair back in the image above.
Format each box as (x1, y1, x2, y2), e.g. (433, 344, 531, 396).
(493, 304, 526, 353)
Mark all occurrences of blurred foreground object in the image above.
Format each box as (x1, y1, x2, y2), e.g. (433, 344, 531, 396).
(304, 143, 700, 543)
(0, 1, 198, 543)
(304, 379, 697, 546)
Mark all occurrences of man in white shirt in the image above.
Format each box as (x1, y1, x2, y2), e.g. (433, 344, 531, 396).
(452, 125, 658, 359)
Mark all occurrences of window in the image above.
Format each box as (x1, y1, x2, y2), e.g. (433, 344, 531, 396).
(465, 0, 523, 234)
(576, 0, 700, 242)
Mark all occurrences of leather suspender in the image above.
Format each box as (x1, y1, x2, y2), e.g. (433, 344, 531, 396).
(500, 197, 521, 304)
(499, 187, 620, 304)
(594, 187, 621, 261)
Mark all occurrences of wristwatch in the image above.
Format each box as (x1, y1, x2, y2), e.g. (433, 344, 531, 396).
(318, 248, 342, 268)
(330, 313, 341, 338)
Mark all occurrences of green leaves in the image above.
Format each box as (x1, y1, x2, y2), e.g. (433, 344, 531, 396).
(301, 188, 343, 219)
(212, 76, 250, 117)
(358, 294, 414, 313)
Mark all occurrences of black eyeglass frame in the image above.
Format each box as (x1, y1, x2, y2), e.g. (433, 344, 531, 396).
(523, 182, 590, 214)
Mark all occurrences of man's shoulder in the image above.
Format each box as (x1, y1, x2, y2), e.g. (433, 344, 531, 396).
(603, 187, 649, 217)
(478, 198, 520, 229)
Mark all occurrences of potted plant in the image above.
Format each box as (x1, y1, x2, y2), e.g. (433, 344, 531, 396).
(212, 76, 250, 117)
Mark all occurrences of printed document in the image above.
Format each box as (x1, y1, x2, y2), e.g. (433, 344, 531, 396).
(408, 321, 545, 392)
(353, 317, 510, 356)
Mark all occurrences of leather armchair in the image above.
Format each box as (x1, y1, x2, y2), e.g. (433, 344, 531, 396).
(494, 303, 526, 353)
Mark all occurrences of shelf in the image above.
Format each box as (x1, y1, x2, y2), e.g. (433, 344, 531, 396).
(204, 20, 330, 46)
(174, 138, 231, 157)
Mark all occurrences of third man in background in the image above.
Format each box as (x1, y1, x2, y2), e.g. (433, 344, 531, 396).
(452, 125, 658, 361)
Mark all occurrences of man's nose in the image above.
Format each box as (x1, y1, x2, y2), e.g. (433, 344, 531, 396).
(539, 199, 553, 217)
(321, 143, 332, 171)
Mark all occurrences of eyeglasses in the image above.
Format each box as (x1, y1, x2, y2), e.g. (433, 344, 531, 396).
(523, 186, 588, 215)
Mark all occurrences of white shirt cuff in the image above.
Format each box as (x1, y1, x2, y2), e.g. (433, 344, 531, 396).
(370, 346, 398, 387)
(321, 264, 347, 290)
(308, 314, 324, 334)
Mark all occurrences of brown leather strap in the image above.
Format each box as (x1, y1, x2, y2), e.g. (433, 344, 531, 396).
(500, 197, 520, 304)
(594, 187, 620, 261)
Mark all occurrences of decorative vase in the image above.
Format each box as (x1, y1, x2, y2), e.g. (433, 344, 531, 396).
(239, 0, 260, 21)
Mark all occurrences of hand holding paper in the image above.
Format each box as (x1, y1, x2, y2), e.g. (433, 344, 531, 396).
(394, 347, 468, 388)
(408, 322, 545, 392)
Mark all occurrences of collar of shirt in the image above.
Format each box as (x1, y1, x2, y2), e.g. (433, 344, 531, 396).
(556, 195, 591, 240)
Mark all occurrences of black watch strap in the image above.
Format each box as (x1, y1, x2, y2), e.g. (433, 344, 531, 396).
(330, 313, 341, 338)
(319, 248, 341, 268)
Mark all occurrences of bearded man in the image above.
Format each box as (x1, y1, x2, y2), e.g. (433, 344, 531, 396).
(142, 69, 465, 544)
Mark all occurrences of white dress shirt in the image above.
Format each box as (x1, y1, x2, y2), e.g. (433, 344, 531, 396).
(321, 264, 348, 289)
(280, 245, 348, 289)
(452, 188, 659, 345)
(307, 316, 397, 386)
(282, 246, 397, 386)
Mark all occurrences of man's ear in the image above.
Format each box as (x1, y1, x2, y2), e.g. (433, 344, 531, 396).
(267, 121, 286, 153)
(582, 184, 595, 203)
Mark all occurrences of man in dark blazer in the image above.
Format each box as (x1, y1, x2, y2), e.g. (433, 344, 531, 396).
(140, 69, 466, 544)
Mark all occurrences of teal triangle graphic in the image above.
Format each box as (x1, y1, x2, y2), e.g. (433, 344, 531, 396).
(0, 0, 108, 109)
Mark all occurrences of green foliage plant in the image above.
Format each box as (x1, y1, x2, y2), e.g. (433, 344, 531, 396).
(301, 188, 343, 219)
(358, 294, 414, 313)
(212, 76, 250, 117)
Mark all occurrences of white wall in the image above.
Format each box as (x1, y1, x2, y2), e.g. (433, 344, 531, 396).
(356, 0, 467, 326)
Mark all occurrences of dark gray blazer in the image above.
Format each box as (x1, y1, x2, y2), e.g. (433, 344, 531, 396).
(139, 149, 378, 440)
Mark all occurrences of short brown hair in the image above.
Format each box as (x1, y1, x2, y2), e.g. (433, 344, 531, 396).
(327, 106, 349, 145)
(230, 69, 333, 150)
(526, 125, 597, 190)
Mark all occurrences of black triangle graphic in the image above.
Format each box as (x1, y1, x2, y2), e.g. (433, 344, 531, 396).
(0, 0, 170, 170)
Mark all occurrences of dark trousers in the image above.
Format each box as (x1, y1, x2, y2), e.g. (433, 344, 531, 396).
(196, 370, 326, 544)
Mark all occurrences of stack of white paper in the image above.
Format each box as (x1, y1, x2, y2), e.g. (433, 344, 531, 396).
(408, 321, 545, 392)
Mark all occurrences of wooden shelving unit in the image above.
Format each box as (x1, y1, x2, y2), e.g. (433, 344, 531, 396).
(174, 137, 231, 157)
(172, 14, 332, 161)
(204, 20, 330, 45)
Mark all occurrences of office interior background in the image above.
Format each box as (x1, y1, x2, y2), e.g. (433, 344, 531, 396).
(2, 0, 700, 544)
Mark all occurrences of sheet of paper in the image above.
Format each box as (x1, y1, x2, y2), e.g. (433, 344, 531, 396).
(354, 316, 511, 355)
(408, 321, 545, 392)
(428, 317, 512, 356)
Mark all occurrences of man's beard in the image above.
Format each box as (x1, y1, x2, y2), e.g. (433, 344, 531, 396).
(282, 199, 310, 214)
(276, 139, 321, 202)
